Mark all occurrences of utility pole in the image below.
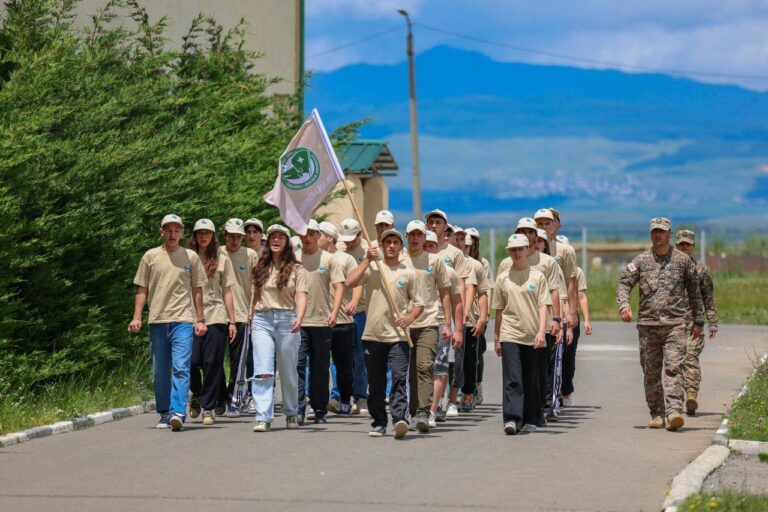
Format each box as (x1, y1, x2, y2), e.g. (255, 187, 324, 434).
(398, 9, 422, 219)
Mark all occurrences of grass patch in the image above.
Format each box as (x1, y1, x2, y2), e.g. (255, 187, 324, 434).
(758, 453, 768, 463)
(681, 493, 768, 511)
(0, 351, 153, 436)
(728, 357, 768, 442)
(586, 270, 768, 325)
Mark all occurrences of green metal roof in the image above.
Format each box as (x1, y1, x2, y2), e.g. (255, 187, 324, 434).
(339, 140, 399, 175)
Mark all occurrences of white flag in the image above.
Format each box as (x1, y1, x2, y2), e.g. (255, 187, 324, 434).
(264, 109, 345, 235)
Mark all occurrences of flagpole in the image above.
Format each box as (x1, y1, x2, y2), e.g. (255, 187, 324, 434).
(340, 179, 413, 348)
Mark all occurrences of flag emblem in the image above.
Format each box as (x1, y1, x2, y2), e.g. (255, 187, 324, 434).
(280, 147, 321, 191)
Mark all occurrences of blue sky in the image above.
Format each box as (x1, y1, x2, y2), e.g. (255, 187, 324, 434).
(306, 0, 768, 91)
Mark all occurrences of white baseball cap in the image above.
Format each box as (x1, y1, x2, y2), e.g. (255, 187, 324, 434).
(193, 218, 215, 232)
(534, 208, 554, 221)
(453, 226, 466, 234)
(266, 224, 290, 238)
(516, 217, 538, 231)
(406, 220, 427, 234)
(446, 224, 455, 233)
(380, 229, 404, 243)
(160, 214, 183, 228)
(425, 209, 448, 223)
(466, 235, 474, 246)
(305, 218, 320, 232)
(536, 228, 549, 240)
(339, 218, 361, 242)
(506, 234, 529, 249)
(290, 235, 303, 251)
(466, 227, 481, 240)
(244, 218, 264, 231)
(318, 221, 339, 240)
(224, 218, 245, 235)
(425, 230, 438, 244)
(556, 235, 570, 244)
(375, 210, 395, 225)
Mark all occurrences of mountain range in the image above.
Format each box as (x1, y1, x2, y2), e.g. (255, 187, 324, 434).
(305, 45, 768, 233)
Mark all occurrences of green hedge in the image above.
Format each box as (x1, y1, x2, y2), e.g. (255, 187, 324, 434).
(0, 0, 344, 396)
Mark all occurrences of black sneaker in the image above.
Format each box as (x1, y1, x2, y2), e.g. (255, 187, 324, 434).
(189, 394, 201, 419)
(314, 416, 327, 424)
(339, 402, 352, 416)
(368, 426, 386, 437)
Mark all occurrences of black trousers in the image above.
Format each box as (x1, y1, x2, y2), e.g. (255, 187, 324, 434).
(190, 323, 227, 410)
(331, 323, 355, 404)
(501, 342, 540, 428)
(539, 333, 558, 411)
(562, 323, 581, 396)
(225, 323, 249, 405)
(462, 326, 479, 395)
(298, 326, 332, 416)
(363, 340, 409, 428)
(477, 327, 487, 386)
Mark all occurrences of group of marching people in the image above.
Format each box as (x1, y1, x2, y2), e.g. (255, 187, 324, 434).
(129, 207, 592, 438)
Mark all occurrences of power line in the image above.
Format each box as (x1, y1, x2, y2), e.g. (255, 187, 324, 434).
(307, 25, 402, 59)
(415, 22, 768, 82)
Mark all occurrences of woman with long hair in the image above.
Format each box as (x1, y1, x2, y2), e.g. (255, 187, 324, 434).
(186, 219, 237, 425)
(249, 224, 308, 432)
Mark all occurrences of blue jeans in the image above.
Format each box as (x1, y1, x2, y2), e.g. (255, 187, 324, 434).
(352, 312, 369, 399)
(150, 322, 194, 420)
(251, 310, 300, 422)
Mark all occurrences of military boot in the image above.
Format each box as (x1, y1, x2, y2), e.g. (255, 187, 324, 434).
(685, 389, 698, 416)
(666, 412, 685, 431)
(648, 416, 664, 429)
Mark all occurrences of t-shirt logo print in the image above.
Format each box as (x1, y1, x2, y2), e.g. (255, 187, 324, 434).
(528, 283, 537, 292)
(443, 257, 453, 268)
(183, 264, 190, 273)
(239, 264, 246, 273)
(396, 279, 407, 289)
(280, 147, 321, 191)
(425, 265, 433, 275)
(318, 264, 327, 273)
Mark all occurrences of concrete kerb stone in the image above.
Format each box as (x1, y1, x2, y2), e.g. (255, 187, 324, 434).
(0, 399, 156, 449)
(661, 350, 768, 512)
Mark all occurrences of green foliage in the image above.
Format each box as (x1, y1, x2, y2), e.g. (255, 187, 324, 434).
(728, 357, 768, 442)
(0, 0, 348, 397)
(681, 493, 768, 512)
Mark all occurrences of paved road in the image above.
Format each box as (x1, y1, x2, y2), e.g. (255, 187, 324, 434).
(1, 322, 766, 512)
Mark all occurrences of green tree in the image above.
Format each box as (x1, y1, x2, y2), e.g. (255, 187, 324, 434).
(0, 0, 345, 394)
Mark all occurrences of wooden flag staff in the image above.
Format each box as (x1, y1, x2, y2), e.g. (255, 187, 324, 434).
(340, 179, 413, 348)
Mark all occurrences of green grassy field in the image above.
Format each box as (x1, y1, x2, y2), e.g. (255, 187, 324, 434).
(586, 270, 768, 325)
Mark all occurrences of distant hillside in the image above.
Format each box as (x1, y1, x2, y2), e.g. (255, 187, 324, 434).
(306, 45, 768, 230)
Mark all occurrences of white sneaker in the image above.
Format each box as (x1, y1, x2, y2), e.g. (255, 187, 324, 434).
(306, 406, 316, 421)
(428, 411, 437, 429)
(446, 403, 459, 417)
(476, 383, 484, 405)
(504, 422, 517, 435)
(352, 398, 369, 416)
(563, 395, 573, 407)
(521, 424, 537, 433)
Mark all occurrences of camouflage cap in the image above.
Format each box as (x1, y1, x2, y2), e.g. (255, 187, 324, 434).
(675, 229, 695, 245)
(649, 217, 672, 232)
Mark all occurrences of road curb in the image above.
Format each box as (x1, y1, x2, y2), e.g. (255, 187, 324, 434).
(0, 400, 156, 448)
(661, 350, 768, 511)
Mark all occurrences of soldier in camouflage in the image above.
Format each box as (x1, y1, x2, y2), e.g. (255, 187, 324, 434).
(675, 229, 719, 416)
(616, 217, 704, 432)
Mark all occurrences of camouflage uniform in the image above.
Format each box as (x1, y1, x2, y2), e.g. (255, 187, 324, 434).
(682, 259, 719, 393)
(616, 247, 704, 418)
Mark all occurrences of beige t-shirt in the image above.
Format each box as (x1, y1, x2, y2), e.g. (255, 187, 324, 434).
(221, 246, 258, 323)
(550, 239, 577, 279)
(498, 253, 560, 293)
(361, 262, 425, 343)
(465, 257, 490, 327)
(481, 257, 493, 289)
(402, 251, 451, 328)
(576, 266, 588, 291)
(345, 243, 368, 312)
(297, 248, 345, 327)
(437, 241, 471, 280)
(330, 250, 358, 325)
(253, 264, 309, 311)
(437, 265, 461, 324)
(133, 246, 207, 324)
(492, 267, 550, 345)
(202, 255, 237, 325)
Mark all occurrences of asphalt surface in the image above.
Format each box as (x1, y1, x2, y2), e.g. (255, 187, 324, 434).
(1, 321, 766, 512)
